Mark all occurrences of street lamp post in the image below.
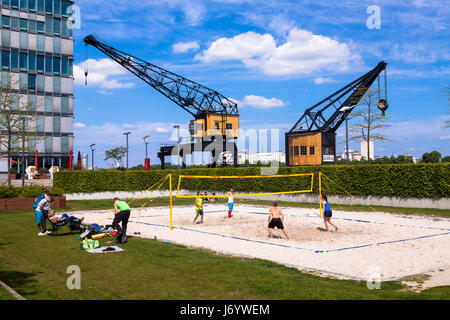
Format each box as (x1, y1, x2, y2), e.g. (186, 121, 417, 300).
(143, 135, 150, 159)
(173, 125, 180, 169)
(123, 132, 131, 169)
(90, 144, 96, 170)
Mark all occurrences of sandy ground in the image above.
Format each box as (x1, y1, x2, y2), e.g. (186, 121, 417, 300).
(73, 203, 450, 288)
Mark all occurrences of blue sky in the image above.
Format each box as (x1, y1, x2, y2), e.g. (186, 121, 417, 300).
(71, 0, 450, 168)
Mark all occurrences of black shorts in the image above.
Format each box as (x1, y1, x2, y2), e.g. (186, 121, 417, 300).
(268, 218, 284, 229)
(324, 211, 332, 218)
(197, 209, 203, 216)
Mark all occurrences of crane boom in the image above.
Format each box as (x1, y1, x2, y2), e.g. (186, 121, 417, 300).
(83, 35, 238, 118)
(289, 61, 387, 134)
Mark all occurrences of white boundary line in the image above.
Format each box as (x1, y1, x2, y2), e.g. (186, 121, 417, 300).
(0, 280, 26, 300)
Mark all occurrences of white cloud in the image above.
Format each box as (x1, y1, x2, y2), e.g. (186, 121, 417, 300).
(74, 58, 135, 89)
(195, 28, 363, 76)
(172, 41, 200, 53)
(74, 122, 87, 128)
(240, 95, 287, 109)
(314, 77, 335, 85)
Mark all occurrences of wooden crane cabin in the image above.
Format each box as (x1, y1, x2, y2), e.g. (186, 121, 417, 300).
(189, 113, 240, 139)
(285, 132, 336, 166)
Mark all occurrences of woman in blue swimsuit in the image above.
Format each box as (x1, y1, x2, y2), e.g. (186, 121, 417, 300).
(322, 194, 338, 232)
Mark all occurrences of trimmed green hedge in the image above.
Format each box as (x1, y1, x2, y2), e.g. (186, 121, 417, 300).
(53, 164, 450, 199)
(0, 186, 65, 199)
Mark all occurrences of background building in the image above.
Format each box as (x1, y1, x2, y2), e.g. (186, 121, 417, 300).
(360, 139, 374, 160)
(238, 151, 285, 165)
(0, 0, 74, 176)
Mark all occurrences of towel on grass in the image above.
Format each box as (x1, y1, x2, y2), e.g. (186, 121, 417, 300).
(86, 246, 124, 254)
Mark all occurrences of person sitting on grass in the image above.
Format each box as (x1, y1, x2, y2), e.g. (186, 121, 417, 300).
(47, 210, 84, 224)
(321, 194, 338, 232)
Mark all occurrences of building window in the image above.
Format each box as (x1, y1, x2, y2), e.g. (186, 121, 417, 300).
(20, 18, 28, 31)
(11, 50, 19, 70)
(20, 52, 27, 71)
(19, 32, 28, 50)
(19, 73, 28, 91)
(226, 123, 232, 130)
(61, 95, 68, 113)
(44, 136, 52, 153)
(37, 0, 44, 13)
(28, 0, 36, 11)
(289, 146, 293, 156)
(2, 51, 10, 70)
(68, 59, 73, 75)
(36, 74, 44, 92)
(37, 21, 44, 33)
(300, 146, 307, 155)
(53, 37, 61, 54)
(53, 116, 61, 133)
(28, 74, 36, 92)
(44, 96, 52, 112)
(61, 56, 68, 75)
(53, 18, 60, 36)
(61, 18, 68, 37)
(28, 53, 36, 71)
(37, 35, 45, 52)
(2, 0, 10, 7)
(61, 136, 68, 153)
(37, 55, 44, 72)
(53, 76, 60, 94)
(11, 17, 19, 31)
(294, 146, 299, 156)
(53, 0, 60, 15)
(215, 121, 220, 130)
(45, 55, 52, 73)
(1, 15, 10, 28)
(61, 0, 70, 17)
(20, 0, 27, 10)
(28, 94, 36, 111)
(45, 16, 52, 34)
(11, 0, 18, 8)
(45, 0, 52, 14)
(53, 57, 60, 74)
(310, 146, 315, 155)
(29, 20, 37, 33)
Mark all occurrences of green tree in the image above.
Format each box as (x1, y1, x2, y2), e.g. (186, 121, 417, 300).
(441, 156, 450, 163)
(105, 147, 127, 168)
(348, 88, 391, 164)
(0, 77, 41, 186)
(421, 151, 441, 163)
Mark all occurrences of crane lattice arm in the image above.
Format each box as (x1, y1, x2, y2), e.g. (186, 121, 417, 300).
(289, 61, 388, 134)
(83, 35, 238, 118)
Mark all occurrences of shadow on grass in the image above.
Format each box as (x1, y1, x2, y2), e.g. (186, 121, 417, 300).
(0, 271, 38, 297)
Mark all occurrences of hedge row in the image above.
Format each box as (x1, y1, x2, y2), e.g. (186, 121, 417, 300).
(0, 186, 65, 199)
(53, 163, 450, 199)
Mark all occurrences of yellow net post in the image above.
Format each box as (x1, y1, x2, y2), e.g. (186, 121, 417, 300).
(319, 171, 323, 218)
(169, 174, 173, 231)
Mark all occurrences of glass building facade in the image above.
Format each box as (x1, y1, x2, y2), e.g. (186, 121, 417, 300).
(0, 0, 74, 171)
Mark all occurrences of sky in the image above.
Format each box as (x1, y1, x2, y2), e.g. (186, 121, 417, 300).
(71, 0, 450, 168)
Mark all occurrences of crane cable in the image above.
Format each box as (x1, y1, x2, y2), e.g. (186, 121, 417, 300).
(84, 45, 88, 85)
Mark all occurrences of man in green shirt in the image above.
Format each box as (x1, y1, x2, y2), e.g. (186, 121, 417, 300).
(113, 197, 131, 244)
(193, 191, 204, 224)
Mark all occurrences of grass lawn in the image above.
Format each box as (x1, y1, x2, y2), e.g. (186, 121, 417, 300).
(0, 205, 449, 300)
